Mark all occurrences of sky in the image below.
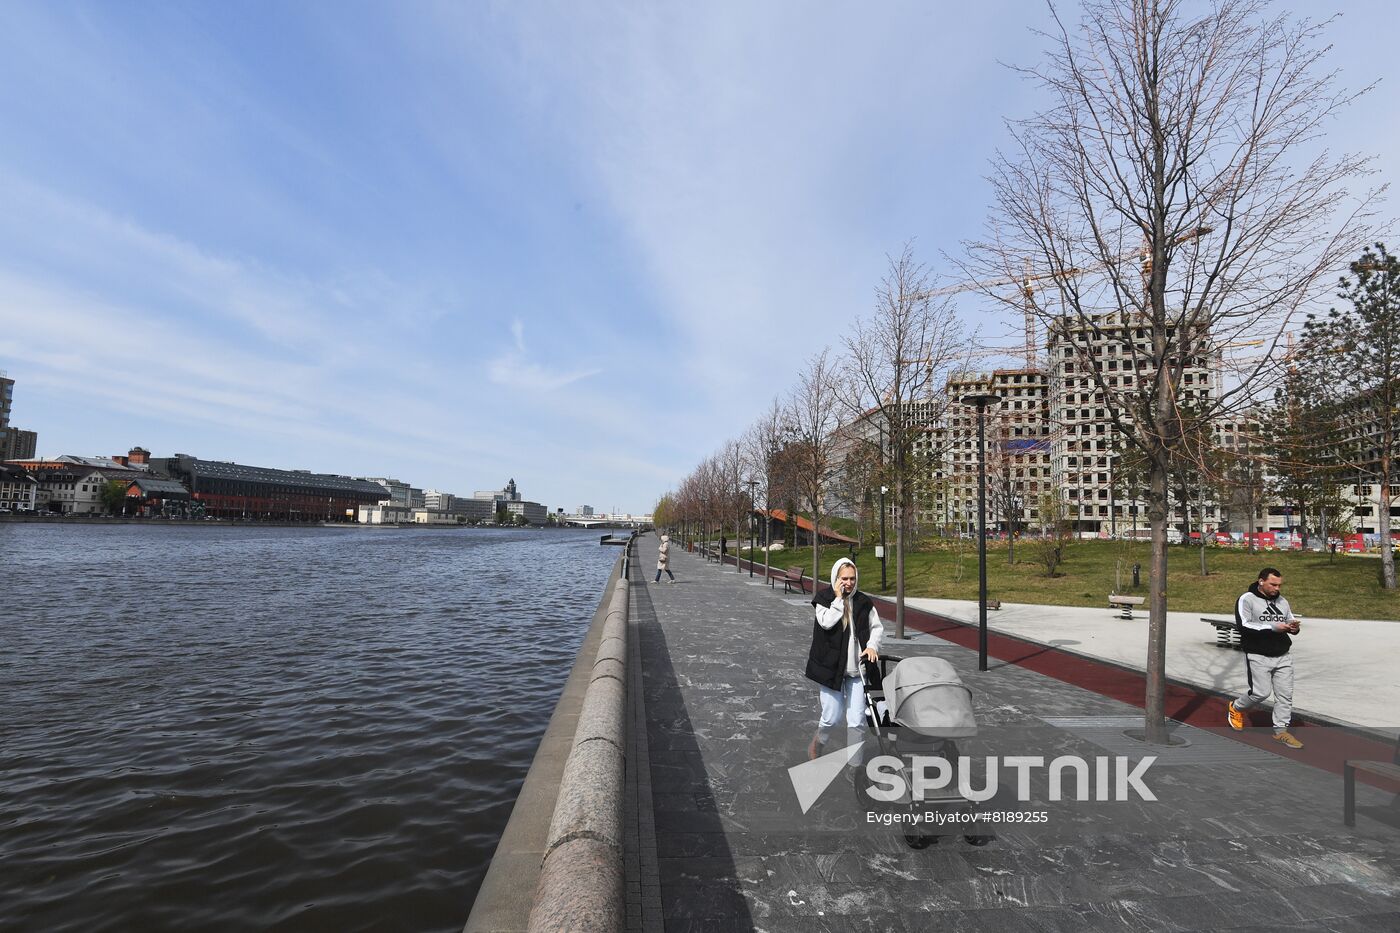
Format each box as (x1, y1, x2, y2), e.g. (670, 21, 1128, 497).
(1, 1, 1398, 514)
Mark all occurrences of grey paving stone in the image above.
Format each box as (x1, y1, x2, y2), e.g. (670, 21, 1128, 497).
(621, 536, 1400, 931)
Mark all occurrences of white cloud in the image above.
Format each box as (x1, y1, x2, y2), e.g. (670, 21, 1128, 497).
(486, 319, 602, 392)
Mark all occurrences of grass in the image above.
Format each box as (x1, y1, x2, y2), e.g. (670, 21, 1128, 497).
(740, 538, 1400, 621)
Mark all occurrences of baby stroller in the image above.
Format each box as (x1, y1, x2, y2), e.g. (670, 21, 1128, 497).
(861, 654, 993, 849)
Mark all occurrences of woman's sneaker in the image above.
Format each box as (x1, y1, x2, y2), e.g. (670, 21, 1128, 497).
(1226, 702, 1245, 731)
(1273, 730, 1304, 749)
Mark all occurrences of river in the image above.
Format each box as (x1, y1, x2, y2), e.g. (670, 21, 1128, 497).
(0, 523, 620, 931)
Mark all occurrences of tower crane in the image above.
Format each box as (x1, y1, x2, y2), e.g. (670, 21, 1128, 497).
(915, 227, 1215, 372)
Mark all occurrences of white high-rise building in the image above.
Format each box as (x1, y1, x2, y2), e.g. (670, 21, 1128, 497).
(1045, 313, 1218, 536)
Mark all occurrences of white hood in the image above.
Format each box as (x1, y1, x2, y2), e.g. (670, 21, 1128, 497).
(829, 557, 857, 591)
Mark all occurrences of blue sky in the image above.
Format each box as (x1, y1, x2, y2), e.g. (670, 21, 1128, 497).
(1, 2, 1397, 514)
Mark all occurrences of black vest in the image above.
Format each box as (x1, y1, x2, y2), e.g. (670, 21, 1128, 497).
(805, 586, 875, 689)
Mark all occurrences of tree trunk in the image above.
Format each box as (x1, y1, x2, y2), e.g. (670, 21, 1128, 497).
(1143, 453, 1171, 744)
(1198, 484, 1208, 576)
(1380, 446, 1396, 589)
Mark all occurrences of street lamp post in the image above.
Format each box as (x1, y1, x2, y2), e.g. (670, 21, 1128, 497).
(961, 392, 1001, 672)
(879, 484, 889, 591)
(745, 478, 759, 577)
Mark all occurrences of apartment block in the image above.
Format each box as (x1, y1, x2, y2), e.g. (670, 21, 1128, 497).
(1045, 313, 1218, 535)
(940, 368, 1054, 534)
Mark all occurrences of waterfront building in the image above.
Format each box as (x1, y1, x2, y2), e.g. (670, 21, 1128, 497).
(412, 509, 457, 524)
(470, 478, 547, 524)
(474, 478, 522, 502)
(358, 504, 415, 524)
(503, 499, 547, 524)
(122, 475, 193, 516)
(0, 369, 39, 459)
(2, 427, 37, 461)
(449, 497, 495, 522)
(31, 464, 141, 515)
(364, 477, 412, 509)
(150, 454, 387, 521)
(0, 372, 39, 461)
(423, 489, 454, 512)
(0, 372, 12, 451)
(0, 463, 38, 512)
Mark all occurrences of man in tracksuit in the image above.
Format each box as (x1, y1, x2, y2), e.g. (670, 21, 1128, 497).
(1227, 567, 1305, 748)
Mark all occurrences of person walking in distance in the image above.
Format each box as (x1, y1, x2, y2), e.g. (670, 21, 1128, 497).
(805, 558, 882, 764)
(1227, 567, 1305, 748)
(655, 534, 675, 584)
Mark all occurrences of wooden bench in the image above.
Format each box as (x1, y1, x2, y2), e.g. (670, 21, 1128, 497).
(777, 566, 807, 595)
(1201, 616, 1241, 649)
(1108, 594, 1146, 619)
(1344, 736, 1400, 827)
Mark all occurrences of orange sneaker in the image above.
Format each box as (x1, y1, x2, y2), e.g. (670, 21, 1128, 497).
(1273, 730, 1304, 749)
(1226, 702, 1245, 731)
(808, 735, 826, 760)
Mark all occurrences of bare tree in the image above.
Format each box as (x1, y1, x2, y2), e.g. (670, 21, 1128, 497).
(719, 438, 749, 572)
(985, 417, 1032, 565)
(838, 246, 970, 639)
(966, 0, 1374, 742)
(743, 398, 788, 582)
(837, 436, 884, 546)
(788, 349, 840, 589)
(1034, 490, 1074, 577)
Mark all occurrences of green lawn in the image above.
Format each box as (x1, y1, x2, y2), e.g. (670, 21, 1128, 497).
(740, 539, 1400, 621)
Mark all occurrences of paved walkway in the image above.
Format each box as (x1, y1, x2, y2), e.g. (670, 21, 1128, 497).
(625, 536, 1400, 932)
(898, 598, 1400, 736)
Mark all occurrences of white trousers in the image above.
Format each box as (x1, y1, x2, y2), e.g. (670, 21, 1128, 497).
(816, 675, 866, 763)
(1234, 652, 1295, 732)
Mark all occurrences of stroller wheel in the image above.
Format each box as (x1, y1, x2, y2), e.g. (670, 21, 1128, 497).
(904, 834, 937, 849)
(964, 834, 994, 847)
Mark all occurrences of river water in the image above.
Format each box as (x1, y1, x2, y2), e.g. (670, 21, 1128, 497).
(0, 523, 620, 932)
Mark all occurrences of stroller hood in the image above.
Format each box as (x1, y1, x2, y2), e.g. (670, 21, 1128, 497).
(884, 656, 978, 737)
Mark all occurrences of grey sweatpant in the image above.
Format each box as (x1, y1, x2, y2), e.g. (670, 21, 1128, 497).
(1234, 652, 1295, 732)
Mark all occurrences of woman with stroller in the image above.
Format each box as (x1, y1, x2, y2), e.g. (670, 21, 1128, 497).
(805, 557, 882, 761)
(654, 534, 675, 584)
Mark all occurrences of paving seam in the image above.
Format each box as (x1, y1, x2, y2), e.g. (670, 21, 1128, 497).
(623, 555, 664, 933)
